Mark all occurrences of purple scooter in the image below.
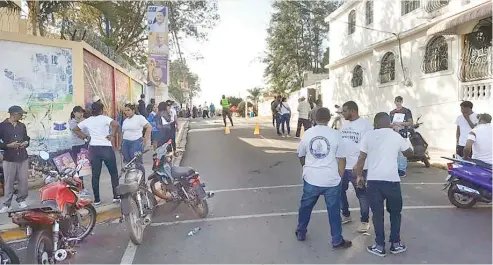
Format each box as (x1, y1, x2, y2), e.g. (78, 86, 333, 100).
(442, 156, 492, 208)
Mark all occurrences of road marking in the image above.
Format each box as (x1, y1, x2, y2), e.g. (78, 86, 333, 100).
(150, 204, 491, 227)
(120, 241, 138, 265)
(209, 183, 445, 193)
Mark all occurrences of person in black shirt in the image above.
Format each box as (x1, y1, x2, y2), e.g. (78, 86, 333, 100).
(389, 96, 413, 178)
(138, 94, 147, 117)
(0, 106, 30, 213)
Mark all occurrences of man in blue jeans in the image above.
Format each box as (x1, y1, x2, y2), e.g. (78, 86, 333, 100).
(339, 101, 373, 232)
(354, 112, 413, 257)
(295, 107, 352, 250)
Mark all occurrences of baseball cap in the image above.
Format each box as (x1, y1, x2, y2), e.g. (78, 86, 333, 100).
(93, 95, 101, 102)
(8, 105, 26, 114)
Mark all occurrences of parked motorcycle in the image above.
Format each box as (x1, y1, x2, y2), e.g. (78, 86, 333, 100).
(442, 156, 492, 208)
(116, 150, 157, 245)
(8, 151, 96, 264)
(407, 116, 431, 167)
(0, 236, 20, 264)
(149, 140, 213, 219)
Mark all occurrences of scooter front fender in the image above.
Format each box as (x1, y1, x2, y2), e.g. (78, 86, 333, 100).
(120, 197, 134, 215)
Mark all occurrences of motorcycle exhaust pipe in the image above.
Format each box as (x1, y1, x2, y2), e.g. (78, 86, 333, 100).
(142, 214, 152, 226)
(456, 184, 484, 200)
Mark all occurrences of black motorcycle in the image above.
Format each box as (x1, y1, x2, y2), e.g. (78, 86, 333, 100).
(407, 116, 431, 167)
(148, 140, 213, 218)
(0, 236, 20, 264)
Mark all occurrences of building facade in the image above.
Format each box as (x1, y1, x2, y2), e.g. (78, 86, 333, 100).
(324, 0, 492, 151)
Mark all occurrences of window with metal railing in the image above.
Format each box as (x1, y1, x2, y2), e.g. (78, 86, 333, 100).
(424, 0, 449, 13)
(401, 0, 420, 15)
(379, 52, 395, 84)
(351, 65, 363, 87)
(348, 10, 356, 35)
(459, 18, 492, 82)
(421, 36, 448, 73)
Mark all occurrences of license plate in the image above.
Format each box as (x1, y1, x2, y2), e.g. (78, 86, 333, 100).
(194, 185, 207, 200)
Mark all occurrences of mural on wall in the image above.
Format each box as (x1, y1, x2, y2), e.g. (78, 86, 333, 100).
(0, 40, 74, 153)
(83, 50, 114, 117)
(115, 70, 130, 123)
(131, 79, 143, 103)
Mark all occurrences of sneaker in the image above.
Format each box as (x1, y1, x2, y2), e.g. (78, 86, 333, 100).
(357, 222, 370, 233)
(295, 231, 306, 241)
(0, 206, 10, 213)
(79, 189, 91, 196)
(113, 198, 121, 203)
(367, 244, 386, 257)
(19, 201, 28, 209)
(342, 215, 352, 224)
(401, 174, 407, 178)
(93, 200, 102, 206)
(333, 239, 352, 249)
(390, 241, 407, 254)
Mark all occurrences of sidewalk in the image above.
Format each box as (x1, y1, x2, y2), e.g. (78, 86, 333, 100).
(0, 118, 189, 229)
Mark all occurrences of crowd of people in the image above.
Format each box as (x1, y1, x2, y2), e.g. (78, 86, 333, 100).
(294, 97, 492, 256)
(0, 94, 180, 211)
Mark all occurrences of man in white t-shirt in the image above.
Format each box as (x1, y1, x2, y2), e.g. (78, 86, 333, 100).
(456, 101, 478, 157)
(295, 107, 352, 250)
(464, 113, 492, 165)
(73, 103, 121, 205)
(354, 112, 413, 257)
(339, 101, 373, 233)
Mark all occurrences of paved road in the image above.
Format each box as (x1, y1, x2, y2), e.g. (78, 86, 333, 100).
(8, 117, 492, 264)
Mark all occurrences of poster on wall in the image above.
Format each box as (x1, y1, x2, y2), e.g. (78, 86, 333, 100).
(76, 148, 92, 177)
(147, 6, 169, 101)
(53, 152, 76, 172)
(0, 40, 74, 153)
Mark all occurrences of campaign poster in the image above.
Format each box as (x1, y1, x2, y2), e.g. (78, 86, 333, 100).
(147, 6, 168, 33)
(53, 152, 76, 172)
(148, 32, 170, 55)
(76, 148, 92, 177)
(147, 5, 169, 100)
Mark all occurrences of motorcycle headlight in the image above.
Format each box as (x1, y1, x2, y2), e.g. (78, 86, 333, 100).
(124, 169, 143, 184)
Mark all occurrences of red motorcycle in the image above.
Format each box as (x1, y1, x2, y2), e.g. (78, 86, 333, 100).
(8, 151, 96, 264)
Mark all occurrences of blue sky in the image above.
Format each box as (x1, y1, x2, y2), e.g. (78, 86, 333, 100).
(181, 0, 274, 106)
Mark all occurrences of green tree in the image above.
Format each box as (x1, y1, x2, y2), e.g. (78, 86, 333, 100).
(168, 60, 201, 105)
(226, 97, 242, 107)
(246, 87, 263, 106)
(264, 1, 341, 94)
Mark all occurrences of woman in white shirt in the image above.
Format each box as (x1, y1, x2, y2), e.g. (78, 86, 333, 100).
(120, 104, 152, 175)
(277, 97, 291, 137)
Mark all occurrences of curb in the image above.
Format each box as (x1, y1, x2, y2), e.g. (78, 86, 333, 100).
(0, 119, 191, 242)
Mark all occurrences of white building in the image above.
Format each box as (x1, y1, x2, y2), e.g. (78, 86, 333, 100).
(324, 0, 492, 151)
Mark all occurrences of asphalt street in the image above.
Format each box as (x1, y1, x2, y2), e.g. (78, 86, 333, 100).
(7, 117, 492, 264)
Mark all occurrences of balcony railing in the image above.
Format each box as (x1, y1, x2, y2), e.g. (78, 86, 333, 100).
(424, 0, 449, 13)
(460, 80, 492, 100)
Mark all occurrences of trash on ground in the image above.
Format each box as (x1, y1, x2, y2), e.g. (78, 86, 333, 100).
(188, 227, 201, 236)
(362, 232, 371, 236)
(175, 215, 180, 219)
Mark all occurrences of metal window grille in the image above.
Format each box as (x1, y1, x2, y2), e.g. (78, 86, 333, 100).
(351, 65, 363, 87)
(348, 10, 356, 35)
(424, 0, 449, 13)
(401, 0, 420, 15)
(379, 52, 395, 83)
(365, 1, 373, 25)
(421, 36, 448, 73)
(459, 18, 493, 82)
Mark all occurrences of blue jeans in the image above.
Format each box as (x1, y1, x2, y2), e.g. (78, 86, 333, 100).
(89, 146, 119, 201)
(280, 113, 291, 135)
(297, 181, 344, 246)
(341, 170, 370, 222)
(121, 138, 145, 176)
(275, 114, 282, 134)
(367, 180, 403, 247)
(397, 151, 407, 176)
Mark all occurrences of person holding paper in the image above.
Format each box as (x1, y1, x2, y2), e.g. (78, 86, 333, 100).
(389, 96, 413, 178)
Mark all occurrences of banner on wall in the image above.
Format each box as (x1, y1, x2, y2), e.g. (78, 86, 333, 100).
(147, 6, 169, 102)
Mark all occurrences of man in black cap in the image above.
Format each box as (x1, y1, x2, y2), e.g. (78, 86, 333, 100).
(0, 106, 30, 213)
(138, 94, 147, 117)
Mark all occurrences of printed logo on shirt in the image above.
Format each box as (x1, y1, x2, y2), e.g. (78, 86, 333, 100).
(341, 128, 361, 144)
(309, 136, 330, 159)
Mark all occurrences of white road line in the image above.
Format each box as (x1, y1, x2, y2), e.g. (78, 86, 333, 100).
(209, 183, 445, 193)
(120, 241, 138, 265)
(150, 204, 491, 227)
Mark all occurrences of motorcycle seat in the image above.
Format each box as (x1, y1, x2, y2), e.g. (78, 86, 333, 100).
(116, 182, 139, 195)
(171, 166, 195, 179)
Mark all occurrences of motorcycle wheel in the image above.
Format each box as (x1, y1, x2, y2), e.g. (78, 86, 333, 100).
(422, 157, 431, 168)
(26, 229, 54, 264)
(0, 239, 20, 264)
(448, 185, 477, 209)
(191, 199, 209, 218)
(149, 178, 167, 200)
(125, 196, 144, 245)
(71, 204, 97, 240)
(142, 188, 158, 214)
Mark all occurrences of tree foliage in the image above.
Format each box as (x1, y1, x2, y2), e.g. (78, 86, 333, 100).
(226, 97, 242, 107)
(169, 60, 201, 105)
(264, 1, 341, 95)
(247, 87, 263, 106)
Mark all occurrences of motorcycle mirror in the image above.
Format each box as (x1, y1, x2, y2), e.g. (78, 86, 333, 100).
(39, 151, 50, 160)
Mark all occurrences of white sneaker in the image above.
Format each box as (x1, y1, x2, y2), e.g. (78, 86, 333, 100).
(19, 201, 28, 209)
(0, 206, 10, 213)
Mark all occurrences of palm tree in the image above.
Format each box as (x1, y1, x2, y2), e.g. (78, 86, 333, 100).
(247, 87, 263, 106)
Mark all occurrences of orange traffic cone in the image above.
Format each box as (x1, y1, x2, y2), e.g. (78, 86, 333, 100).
(253, 123, 260, 135)
(225, 126, 231, 135)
